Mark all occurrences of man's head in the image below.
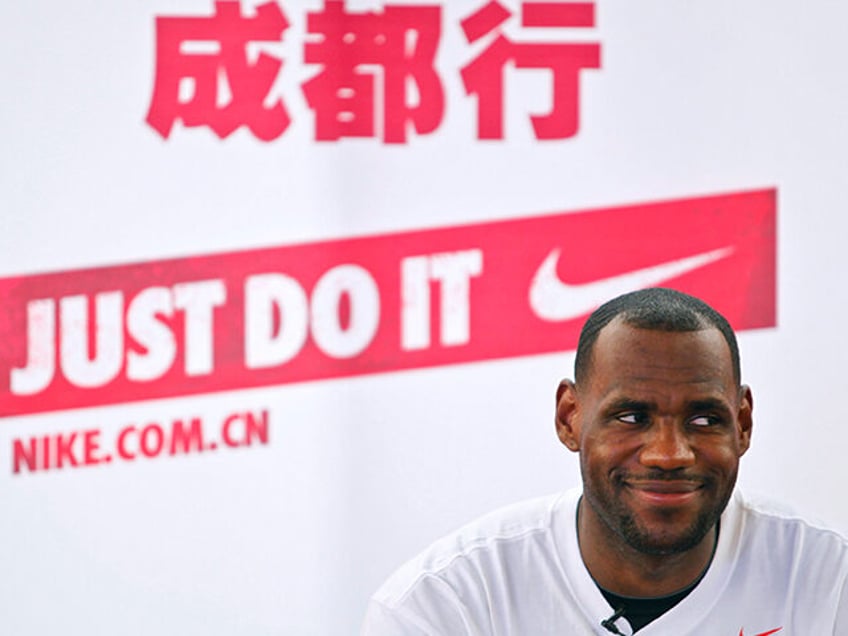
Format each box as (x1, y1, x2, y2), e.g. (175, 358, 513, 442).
(556, 288, 753, 559)
(574, 287, 741, 387)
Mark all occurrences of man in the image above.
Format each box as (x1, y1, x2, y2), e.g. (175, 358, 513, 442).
(362, 288, 848, 635)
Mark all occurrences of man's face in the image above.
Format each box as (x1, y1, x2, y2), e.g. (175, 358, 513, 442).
(557, 320, 752, 556)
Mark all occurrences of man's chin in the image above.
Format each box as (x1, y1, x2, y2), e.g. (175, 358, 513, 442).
(625, 534, 702, 556)
(617, 517, 714, 556)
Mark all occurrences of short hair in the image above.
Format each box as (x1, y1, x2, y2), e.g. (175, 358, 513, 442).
(574, 288, 741, 386)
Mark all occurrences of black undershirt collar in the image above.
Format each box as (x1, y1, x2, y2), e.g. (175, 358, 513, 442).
(577, 497, 720, 632)
(597, 575, 699, 632)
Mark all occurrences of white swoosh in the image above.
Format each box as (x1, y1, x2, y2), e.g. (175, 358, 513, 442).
(528, 246, 735, 321)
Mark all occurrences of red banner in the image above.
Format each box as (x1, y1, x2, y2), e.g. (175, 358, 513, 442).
(0, 189, 776, 416)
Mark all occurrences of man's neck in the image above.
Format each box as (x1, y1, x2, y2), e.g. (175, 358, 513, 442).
(577, 498, 718, 598)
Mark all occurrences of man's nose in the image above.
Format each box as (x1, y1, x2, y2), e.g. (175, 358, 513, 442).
(638, 421, 696, 470)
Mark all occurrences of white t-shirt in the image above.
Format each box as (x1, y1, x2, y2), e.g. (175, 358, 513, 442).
(362, 488, 848, 635)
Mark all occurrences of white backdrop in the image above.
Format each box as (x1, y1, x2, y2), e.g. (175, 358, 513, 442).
(1, 1, 847, 634)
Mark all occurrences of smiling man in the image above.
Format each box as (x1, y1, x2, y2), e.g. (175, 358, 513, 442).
(362, 288, 848, 635)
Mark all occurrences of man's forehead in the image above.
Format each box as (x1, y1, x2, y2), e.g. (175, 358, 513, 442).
(595, 316, 727, 348)
(588, 319, 735, 381)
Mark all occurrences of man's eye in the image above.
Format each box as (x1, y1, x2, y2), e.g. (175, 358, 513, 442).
(689, 415, 717, 427)
(616, 413, 644, 425)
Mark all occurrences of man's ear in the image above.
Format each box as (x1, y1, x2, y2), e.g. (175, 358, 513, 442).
(737, 385, 753, 456)
(556, 379, 580, 452)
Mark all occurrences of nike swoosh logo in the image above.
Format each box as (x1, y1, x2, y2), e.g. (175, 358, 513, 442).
(528, 246, 735, 321)
(738, 628, 782, 636)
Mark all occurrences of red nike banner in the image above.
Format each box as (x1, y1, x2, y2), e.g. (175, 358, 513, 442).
(0, 188, 775, 417)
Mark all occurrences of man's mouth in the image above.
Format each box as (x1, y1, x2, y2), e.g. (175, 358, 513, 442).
(623, 479, 704, 506)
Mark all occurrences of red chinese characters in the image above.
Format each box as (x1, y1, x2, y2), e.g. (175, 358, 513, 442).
(146, 1, 601, 142)
(303, 1, 444, 143)
(460, 1, 601, 139)
(146, 1, 291, 140)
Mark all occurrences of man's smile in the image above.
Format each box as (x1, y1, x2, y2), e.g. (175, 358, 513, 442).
(623, 479, 705, 506)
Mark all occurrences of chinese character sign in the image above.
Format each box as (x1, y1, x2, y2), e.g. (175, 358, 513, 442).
(460, 1, 601, 139)
(146, 1, 291, 140)
(303, 1, 444, 143)
(146, 0, 601, 142)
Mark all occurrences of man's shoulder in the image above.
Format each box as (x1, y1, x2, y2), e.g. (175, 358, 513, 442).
(373, 489, 578, 606)
(735, 490, 848, 556)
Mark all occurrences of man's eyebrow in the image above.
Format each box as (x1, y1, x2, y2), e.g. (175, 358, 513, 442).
(688, 398, 733, 413)
(603, 398, 655, 412)
(601, 397, 733, 414)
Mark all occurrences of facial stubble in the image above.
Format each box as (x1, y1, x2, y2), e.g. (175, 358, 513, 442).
(582, 465, 737, 557)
